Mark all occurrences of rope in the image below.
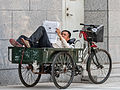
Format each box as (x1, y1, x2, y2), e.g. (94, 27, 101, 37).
(20, 47, 25, 65)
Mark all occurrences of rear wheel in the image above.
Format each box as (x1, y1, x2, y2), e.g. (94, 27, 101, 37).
(74, 40, 82, 48)
(18, 64, 41, 87)
(87, 49, 112, 84)
(52, 52, 75, 89)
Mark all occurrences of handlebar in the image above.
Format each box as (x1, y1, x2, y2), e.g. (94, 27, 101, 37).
(73, 29, 92, 33)
(80, 23, 96, 28)
(73, 23, 102, 33)
(73, 30, 79, 32)
(80, 23, 84, 25)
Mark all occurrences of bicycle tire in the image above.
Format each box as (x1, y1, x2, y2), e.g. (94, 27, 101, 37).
(87, 49, 112, 84)
(18, 64, 41, 87)
(51, 52, 75, 89)
(74, 40, 82, 48)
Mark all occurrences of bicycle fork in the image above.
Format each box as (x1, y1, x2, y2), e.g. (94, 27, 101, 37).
(94, 49, 104, 69)
(86, 48, 103, 71)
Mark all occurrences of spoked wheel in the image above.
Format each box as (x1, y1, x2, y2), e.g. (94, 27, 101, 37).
(52, 52, 75, 89)
(18, 64, 41, 87)
(87, 49, 112, 84)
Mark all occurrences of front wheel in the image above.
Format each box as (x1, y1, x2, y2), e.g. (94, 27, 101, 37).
(87, 49, 112, 84)
(51, 52, 75, 89)
(18, 64, 41, 87)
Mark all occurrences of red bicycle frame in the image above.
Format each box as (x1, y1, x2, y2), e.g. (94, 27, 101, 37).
(79, 31, 97, 48)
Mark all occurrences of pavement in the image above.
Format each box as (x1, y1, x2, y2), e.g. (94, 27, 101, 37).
(0, 80, 120, 90)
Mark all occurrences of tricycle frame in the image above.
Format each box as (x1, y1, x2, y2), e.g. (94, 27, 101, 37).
(8, 47, 81, 89)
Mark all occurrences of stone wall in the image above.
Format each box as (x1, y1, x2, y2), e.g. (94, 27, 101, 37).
(109, 0, 120, 77)
(0, 0, 62, 85)
(109, 0, 120, 63)
(0, 0, 120, 85)
(84, 0, 120, 63)
(84, 0, 108, 50)
(84, 0, 120, 77)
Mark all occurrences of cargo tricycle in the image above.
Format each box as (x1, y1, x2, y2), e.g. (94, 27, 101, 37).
(8, 23, 112, 89)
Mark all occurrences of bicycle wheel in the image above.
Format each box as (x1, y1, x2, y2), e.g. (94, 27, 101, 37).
(52, 52, 75, 89)
(87, 49, 112, 84)
(18, 64, 41, 87)
(74, 40, 82, 48)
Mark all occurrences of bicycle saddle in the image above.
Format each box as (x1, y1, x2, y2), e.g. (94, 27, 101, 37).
(67, 38, 76, 44)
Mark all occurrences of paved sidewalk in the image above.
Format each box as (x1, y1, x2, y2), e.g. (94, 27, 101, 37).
(0, 81, 120, 90)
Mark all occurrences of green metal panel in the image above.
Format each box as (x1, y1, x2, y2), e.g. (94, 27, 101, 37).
(8, 47, 83, 64)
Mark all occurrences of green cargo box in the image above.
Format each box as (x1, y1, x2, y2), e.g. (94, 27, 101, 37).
(8, 47, 83, 64)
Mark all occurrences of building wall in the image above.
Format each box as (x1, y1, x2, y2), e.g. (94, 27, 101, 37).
(109, 0, 120, 63)
(84, 0, 120, 77)
(0, 0, 120, 85)
(84, 0, 108, 50)
(0, 0, 62, 85)
(109, 0, 120, 76)
(84, 0, 120, 63)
